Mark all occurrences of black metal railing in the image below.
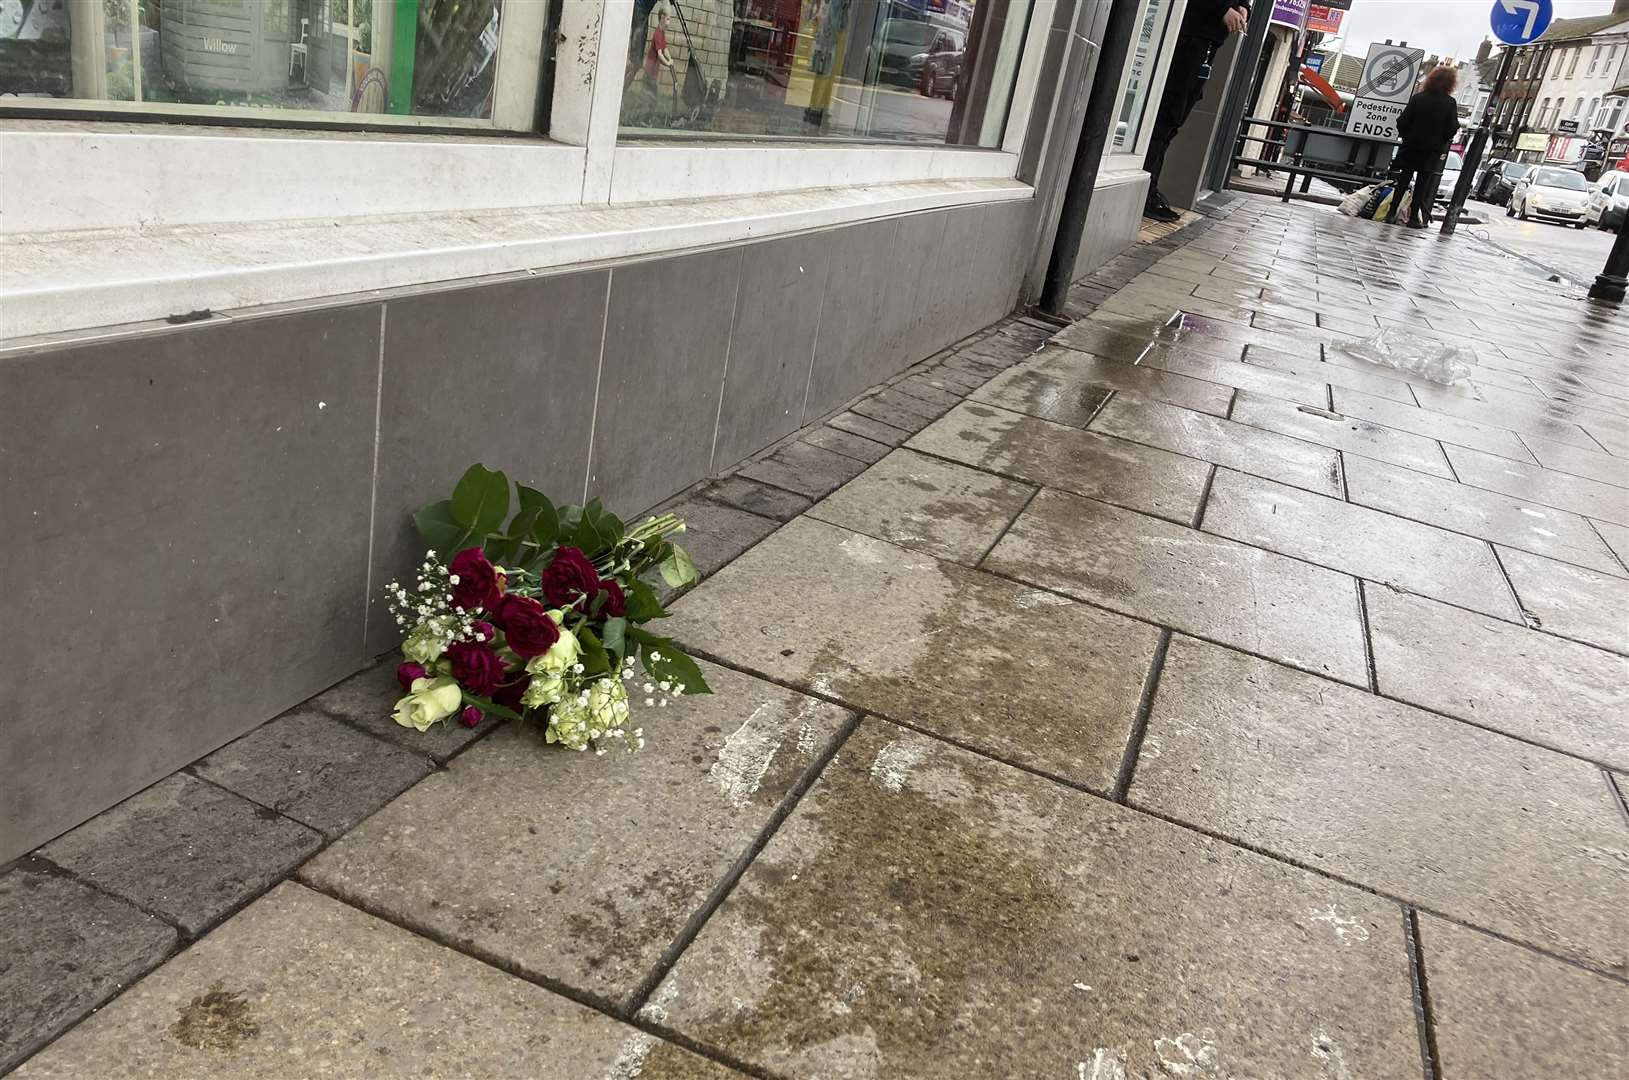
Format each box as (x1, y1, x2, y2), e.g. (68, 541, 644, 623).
(1227, 117, 1402, 202)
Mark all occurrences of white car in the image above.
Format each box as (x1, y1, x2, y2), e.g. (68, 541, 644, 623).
(1508, 166, 1591, 226)
(1435, 151, 1465, 203)
(1584, 170, 1629, 231)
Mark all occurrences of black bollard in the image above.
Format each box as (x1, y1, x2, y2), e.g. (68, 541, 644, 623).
(1588, 211, 1629, 304)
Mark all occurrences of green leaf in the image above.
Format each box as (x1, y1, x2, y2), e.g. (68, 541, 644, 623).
(557, 504, 583, 543)
(599, 616, 627, 666)
(459, 689, 522, 722)
(625, 579, 666, 622)
(450, 464, 511, 534)
(633, 633, 710, 695)
(518, 487, 560, 550)
(659, 543, 699, 588)
(414, 500, 473, 554)
(576, 626, 611, 677)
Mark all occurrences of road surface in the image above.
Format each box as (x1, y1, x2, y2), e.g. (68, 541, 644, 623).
(1465, 196, 1619, 286)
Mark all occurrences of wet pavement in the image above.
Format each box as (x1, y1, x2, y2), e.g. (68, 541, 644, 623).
(7, 196, 1628, 1077)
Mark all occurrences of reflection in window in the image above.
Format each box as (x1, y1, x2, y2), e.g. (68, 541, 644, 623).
(0, 0, 504, 121)
(1112, 0, 1175, 152)
(618, 0, 1036, 148)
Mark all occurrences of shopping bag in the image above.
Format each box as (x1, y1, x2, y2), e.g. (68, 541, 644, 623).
(1338, 184, 1376, 216)
(1359, 183, 1393, 220)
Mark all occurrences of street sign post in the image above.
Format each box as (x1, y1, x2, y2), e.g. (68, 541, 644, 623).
(1345, 43, 1425, 139)
(1441, 1, 1556, 235)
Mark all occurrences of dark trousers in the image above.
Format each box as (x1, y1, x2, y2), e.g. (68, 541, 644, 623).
(1385, 158, 1436, 225)
(1144, 35, 1214, 198)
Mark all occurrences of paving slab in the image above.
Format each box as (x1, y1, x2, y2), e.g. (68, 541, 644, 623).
(39, 773, 321, 935)
(825, 410, 914, 448)
(0, 868, 177, 1074)
(1443, 444, 1629, 527)
(192, 709, 434, 839)
(1342, 453, 1626, 576)
(1230, 392, 1454, 478)
(1521, 433, 1629, 488)
(1051, 316, 1247, 364)
(1090, 394, 1344, 496)
(301, 662, 849, 1007)
(309, 659, 488, 762)
(648, 722, 1422, 1080)
(1202, 469, 1520, 620)
(848, 392, 941, 434)
(737, 439, 870, 500)
(1410, 382, 1602, 451)
(1128, 343, 1331, 406)
(12, 882, 741, 1079)
(665, 517, 1160, 792)
(1366, 586, 1629, 769)
(1329, 386, 1537, 461)
(799, 424, 892, 464)
(970, 364, 1117, 426)
(1130, 637, 1629, 974)
(1419, 914, 1629, 1079)
(1591, 518, 1629, 569)
(653, 495, 781, 578)
(700, 475, 813, 521)
(985, 488, 1369, 685)
(909, 402, 1209, 525)
(807, 448, 1034, 565)
(1233, 345, 1417, 403)
(1497, 546, 1629, 654)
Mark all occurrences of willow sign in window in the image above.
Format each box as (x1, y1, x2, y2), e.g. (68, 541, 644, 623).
(0, 0, 507, 124)
(617, 0, 1035, 147)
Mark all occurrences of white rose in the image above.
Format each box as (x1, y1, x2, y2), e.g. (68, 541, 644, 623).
(392, 676, 463, 731)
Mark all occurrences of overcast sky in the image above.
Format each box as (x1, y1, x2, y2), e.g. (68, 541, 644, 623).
(1329, 0, 1618, 62)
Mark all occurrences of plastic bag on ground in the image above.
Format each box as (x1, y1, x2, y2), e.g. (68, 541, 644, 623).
(1338, 184, 1376, 217)
(1330, 326, 1474, 386)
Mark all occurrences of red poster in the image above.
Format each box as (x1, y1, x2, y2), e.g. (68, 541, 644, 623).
(1307, 5, 1344, 33)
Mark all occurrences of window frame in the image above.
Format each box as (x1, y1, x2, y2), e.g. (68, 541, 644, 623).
(1100, 0, 1185, 173)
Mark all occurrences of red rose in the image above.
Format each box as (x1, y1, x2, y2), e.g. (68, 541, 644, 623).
(493, 675, 530, 712)
(542, 547, 600, 612)
(491, 595, 560, 659)
(458, 705, 483, 728)
(449, 547, 504, 612)
(447, 642, 505, 697)
(396, 662, 428, 691)
(597, 578, 627, 619)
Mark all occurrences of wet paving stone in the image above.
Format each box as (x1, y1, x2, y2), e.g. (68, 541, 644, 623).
(1409, 383, 1602, 451)
(1130, 637, 1629, 975)
(825, 410, 914, 448)
(665, 517, 1159, 792)
(908, 402, 1209, 525)
(1592, 518, 1629, 569)
(1201, 469, 1519, 620)
(807, 448, 1034, 565)
(738, 440, 870, 500)
(1443, 444, 1629, 527)
(985, 488, 1368, 686)
(1342, 453, 1627, 577)
(1230, 392, 1454, 478)
(11, 883, 742, 1079)
(970, 364, 1119, 427)
(309, 659, 489, 762)
(647, 722, 1422, 1080)
(1328, 386, 1537, 461)
(192, 709, 434, 839)
(1126, 344, 1331, 407)
(0, 868, 177, 1074)
(300, 662, 849, 1007)
(39, 773, 321, 936)
(1090, 394, 1344, 496)
(800, 424, 892, 464)
(1497, 546, 1629, 654)
(1234, 346, 1416, 403)
(1366, 587, 1629, 769)
(652, 495, 781, 578)
(1521, 433, 1629, 489)
(700, 475, 812, 522)
(1419, 914, 1629, 1078)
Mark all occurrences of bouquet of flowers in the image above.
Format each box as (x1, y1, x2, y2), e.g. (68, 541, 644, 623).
(388, 464, 708, 753)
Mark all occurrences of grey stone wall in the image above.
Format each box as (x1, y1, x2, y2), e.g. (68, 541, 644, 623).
(0, 198, 1037, 864)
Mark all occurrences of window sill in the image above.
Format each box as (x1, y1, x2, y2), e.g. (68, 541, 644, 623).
(1, 177, 1033, 343)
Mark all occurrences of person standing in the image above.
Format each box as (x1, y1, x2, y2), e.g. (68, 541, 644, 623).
(1144, 1, 1251, 223)
(1386, 66, 1460, 229)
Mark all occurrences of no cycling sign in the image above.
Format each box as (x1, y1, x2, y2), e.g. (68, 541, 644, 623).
(1346, 42, 1425, 140)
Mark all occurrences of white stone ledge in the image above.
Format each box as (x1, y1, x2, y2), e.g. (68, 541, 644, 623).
(1, 178, 1033, 342)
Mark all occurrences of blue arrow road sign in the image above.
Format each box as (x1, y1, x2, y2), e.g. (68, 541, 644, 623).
(1491, 0, 1553, 46)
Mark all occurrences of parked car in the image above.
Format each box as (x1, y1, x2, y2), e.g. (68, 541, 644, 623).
(1472, 157, 1509, 195)
(908, 27, 966, 98)
(1507, 165, 1592, 226)
(1434, 151, 1465, 203)
(1584, 170, 1629, 230)
(874, 20, 940, 87)
(1476, 160, 1531, 205)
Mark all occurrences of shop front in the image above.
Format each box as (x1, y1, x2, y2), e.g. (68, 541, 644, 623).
(0, 0, 1193, 862)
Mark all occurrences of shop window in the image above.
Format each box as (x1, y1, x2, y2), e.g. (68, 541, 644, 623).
(616, 0, 1036, 147)
(1110, 0, 1176, 152)
(1537, 96, 1550, 125)
(0, 0, 522, 127)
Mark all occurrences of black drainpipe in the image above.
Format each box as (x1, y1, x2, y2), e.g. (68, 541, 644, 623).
(1038, 0, 1145, 315)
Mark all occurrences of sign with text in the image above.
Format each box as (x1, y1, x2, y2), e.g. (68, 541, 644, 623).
(1305, 53, 1326, 73)
(1345, 42, 1425, 140)
(1307, 4, 1344, 33)
(1516, 132, 1548, 151)
(1558, 118, 1579, 133)
(1269, 0, 1310, 30)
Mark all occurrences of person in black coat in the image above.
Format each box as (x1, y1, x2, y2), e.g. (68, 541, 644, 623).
(1387, 66, 1462, 228)
(1144, 0, 1251, 222)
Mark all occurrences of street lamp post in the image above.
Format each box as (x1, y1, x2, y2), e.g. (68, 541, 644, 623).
(1443, 47, 1517, 237)
(1588, 212, 1629, 303)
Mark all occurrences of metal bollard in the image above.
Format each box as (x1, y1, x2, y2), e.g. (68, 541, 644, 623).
(1588, 212, 1629, 304)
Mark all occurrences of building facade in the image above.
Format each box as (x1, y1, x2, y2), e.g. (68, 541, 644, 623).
(1488, 4, 1629, 163)
(0, 0, 1223, 863)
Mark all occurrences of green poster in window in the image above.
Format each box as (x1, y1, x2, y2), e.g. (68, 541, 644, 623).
(388, 0, 418, 114)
